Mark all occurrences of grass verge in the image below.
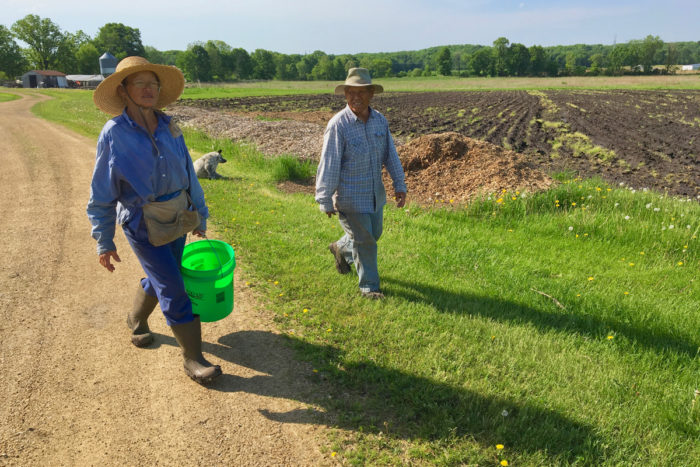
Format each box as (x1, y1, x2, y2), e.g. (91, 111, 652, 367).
(0, 91, 21, 102)
(33, 91, 700, 466)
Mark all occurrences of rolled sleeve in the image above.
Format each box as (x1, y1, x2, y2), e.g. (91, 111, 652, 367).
(384, 132, 407, 194)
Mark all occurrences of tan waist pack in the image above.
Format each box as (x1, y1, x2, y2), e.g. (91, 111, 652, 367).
(142, 190, 201, 247)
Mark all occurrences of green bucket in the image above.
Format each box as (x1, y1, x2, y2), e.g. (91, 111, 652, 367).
(181, 239, 235, 322)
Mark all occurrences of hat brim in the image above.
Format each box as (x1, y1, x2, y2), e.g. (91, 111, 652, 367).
(93, 63, 185, 116)
(334, 83, 384, 95)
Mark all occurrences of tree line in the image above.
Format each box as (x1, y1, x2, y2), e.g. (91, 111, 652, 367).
(2, 14, 700, 83)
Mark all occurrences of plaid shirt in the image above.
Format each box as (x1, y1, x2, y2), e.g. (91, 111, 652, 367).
(315, 105, 406, 214)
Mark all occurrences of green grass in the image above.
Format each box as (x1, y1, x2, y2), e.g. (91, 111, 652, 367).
(180, 75, 700, 99)
(0, 91, 21, 102)
(33, 90, 700, 466)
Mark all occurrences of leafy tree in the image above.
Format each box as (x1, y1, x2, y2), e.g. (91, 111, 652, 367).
(508, 43, 530, 76)
(311, 55, 334, 80)
(0, 25, 26, 77)
(437, 46, 452, 76)
(231, 48, 252, 79)
(11, 14, 65, 69)
(589, 53, 604, 75)
(176, 45, 211, 81)
(638, 35, 663, 73)
(469, 47, 492, 76)
(272, 53, 294, 80)
(529, 45, 547, 76)
(606, 45, 628, 75)
(371, 58, 393, 78)
(94, 23, 145, 60)
(492, 37, 510, 76)
(75, 42, 101, 74)
(251, 49, 276, 79)
(663, 43, 679, 74)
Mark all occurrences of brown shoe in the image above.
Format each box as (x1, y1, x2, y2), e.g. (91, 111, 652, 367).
(329, 242, 350, 274)
(361, 291, 385, 300)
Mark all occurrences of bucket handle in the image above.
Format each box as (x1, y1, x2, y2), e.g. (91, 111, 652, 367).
(202, 234, 226, 279)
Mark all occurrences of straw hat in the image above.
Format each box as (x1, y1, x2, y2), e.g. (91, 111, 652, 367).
(93, 56, 185, 115)
(334, 67, 384, 95)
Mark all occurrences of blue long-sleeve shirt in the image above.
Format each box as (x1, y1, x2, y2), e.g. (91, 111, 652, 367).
(315, 105, 406, 214)
(87, 109, 208, 255)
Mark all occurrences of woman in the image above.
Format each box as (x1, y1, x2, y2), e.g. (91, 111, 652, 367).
(87, 56, 221, 384)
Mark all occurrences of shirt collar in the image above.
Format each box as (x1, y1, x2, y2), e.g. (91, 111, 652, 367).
(345, 104, 374, 123)
(120, 108, 170, 129)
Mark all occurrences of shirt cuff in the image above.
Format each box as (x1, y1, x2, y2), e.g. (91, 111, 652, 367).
(97, 240, 117, 255)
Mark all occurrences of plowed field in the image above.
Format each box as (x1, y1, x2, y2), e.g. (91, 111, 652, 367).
(178, 90, 700, 198)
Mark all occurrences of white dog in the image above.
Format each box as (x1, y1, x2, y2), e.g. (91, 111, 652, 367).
(194, 149, 227, 179)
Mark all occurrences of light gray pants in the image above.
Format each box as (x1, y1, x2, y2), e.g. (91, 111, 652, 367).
(337, 207, 384, 293)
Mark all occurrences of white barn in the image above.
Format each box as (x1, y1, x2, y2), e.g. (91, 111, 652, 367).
(680, 64, 700, 71)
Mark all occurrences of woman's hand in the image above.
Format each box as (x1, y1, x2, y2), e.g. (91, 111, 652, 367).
(99, 250, 121, 272)
(193, 229, 206, 238)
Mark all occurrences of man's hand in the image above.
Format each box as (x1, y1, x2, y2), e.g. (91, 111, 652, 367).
(192, 229, 206, 238)
(99, 250, 121, 272)
(325, 210, 337, 218)
(395, 192, 407, 208)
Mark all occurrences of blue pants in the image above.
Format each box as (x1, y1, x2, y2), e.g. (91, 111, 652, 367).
(337, 207, 384, 293)
(123, 215, 194, 326)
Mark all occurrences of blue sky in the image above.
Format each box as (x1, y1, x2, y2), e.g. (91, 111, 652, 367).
(2, 0, 698, 54)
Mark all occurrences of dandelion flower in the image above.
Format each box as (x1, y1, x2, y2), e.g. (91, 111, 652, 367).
(312, 369, 318, 373)
(607, 335, 614, 340)
(274, 281, 279, 285)
(568, 226, 574, 231)
(629, 262, 635, 267)
(496, 198, 504, 204)
(501, 460, 509, 466)
(588, 277, 594, 281)
(303, 308, 309, 313)
(572, 202, 577, 206)
(331, 452, 337, 458)
(624, 292, 629, 295)
(326, 328, 332, 332)
(640, 252, 645, 255)
(678, 261, 684, 266)
(496, 444, 504, 450)
(279, 293, 284, 296)
(576, 294, 581, 297)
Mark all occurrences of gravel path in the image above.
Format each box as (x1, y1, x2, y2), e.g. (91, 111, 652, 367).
(0, 92, 332, 466)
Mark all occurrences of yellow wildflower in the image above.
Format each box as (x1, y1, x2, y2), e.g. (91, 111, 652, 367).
(496, 444, 504, 450)
(501, 461, 509, 466)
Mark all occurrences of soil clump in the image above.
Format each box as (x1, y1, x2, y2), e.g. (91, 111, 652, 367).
(389, 132, 554, 205)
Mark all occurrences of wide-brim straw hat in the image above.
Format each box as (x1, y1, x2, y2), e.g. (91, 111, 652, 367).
(334, 67, 384, 95)
(93, 56, 185, 115)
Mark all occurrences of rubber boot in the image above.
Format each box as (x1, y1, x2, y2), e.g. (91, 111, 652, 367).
(170, 316, 222, 384)
(127, 282, 158, 347)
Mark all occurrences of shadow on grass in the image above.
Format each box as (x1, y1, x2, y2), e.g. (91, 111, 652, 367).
(383, 277, 699, 357)
(194, 330, 603, 464)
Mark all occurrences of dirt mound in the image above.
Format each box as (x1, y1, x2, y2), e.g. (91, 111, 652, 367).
(388, 132, 554, 205)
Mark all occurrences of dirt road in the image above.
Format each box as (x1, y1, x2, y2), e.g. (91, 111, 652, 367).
(0, 92, 331, 466)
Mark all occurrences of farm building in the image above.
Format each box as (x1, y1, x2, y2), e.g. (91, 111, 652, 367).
(681, 64, 700, 71)
(65, 74, 105, 88)
(21, 70, 68, 88)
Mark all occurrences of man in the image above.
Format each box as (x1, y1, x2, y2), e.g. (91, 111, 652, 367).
(315, 68, 407, 300)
